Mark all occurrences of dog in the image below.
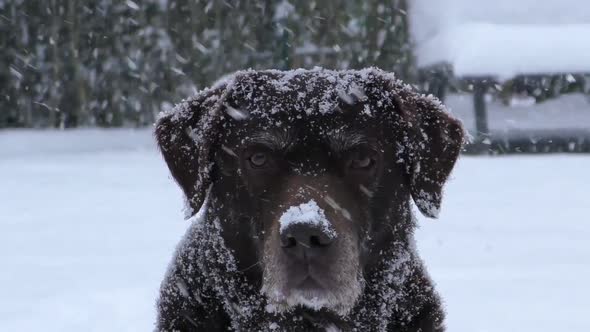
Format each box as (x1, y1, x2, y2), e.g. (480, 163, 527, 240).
(155, 68, 464, 331)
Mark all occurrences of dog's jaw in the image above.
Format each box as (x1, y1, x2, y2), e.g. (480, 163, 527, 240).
(261, 232, 364, 316)
(261, 277, 364, 316)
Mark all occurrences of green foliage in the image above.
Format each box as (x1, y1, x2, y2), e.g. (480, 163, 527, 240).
(0, 0, 413, 128)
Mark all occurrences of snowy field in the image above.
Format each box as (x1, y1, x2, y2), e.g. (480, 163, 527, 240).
(1, 129, 589, 331)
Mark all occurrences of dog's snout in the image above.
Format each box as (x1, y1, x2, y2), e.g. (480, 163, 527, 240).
(278, 199, 336, 260)
(280, 224, 334, 259)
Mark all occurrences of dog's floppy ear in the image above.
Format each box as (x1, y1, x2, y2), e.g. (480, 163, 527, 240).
(397, 88, 465, 218)
(155, 87, 225, 216)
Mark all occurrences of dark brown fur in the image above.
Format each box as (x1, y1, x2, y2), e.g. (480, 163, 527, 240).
(155, 69, 464, 331)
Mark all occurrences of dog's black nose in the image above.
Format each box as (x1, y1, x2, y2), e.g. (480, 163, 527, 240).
(280, 223, 334, 260)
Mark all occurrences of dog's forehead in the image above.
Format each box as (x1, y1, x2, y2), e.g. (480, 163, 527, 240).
(217, 69, 404, 149)
(225, 69, 398, 118)
(224, 112, 380, 151)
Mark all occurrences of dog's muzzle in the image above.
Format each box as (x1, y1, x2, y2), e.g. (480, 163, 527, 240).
(278, 199, 337, 265)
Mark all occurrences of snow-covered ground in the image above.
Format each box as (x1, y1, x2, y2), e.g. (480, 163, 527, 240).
(1, 130, 589, 331)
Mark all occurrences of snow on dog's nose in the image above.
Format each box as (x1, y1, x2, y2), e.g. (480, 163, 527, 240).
(278, 200, 336, 258)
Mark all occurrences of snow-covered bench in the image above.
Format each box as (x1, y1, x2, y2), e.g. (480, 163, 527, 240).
(409, 0, 590, 152)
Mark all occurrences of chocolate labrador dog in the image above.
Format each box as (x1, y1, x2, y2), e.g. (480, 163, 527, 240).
(155, 68, 464, 331)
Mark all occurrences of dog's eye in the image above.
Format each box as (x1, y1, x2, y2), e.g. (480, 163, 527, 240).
(346, 148, 378, 171)
(350, 156, 373, 169)
(350, 156, 374, 169)
(249, 152, 268, 168)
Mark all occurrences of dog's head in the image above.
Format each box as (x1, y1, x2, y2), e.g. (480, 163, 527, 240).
(156, 69, 463, 316)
